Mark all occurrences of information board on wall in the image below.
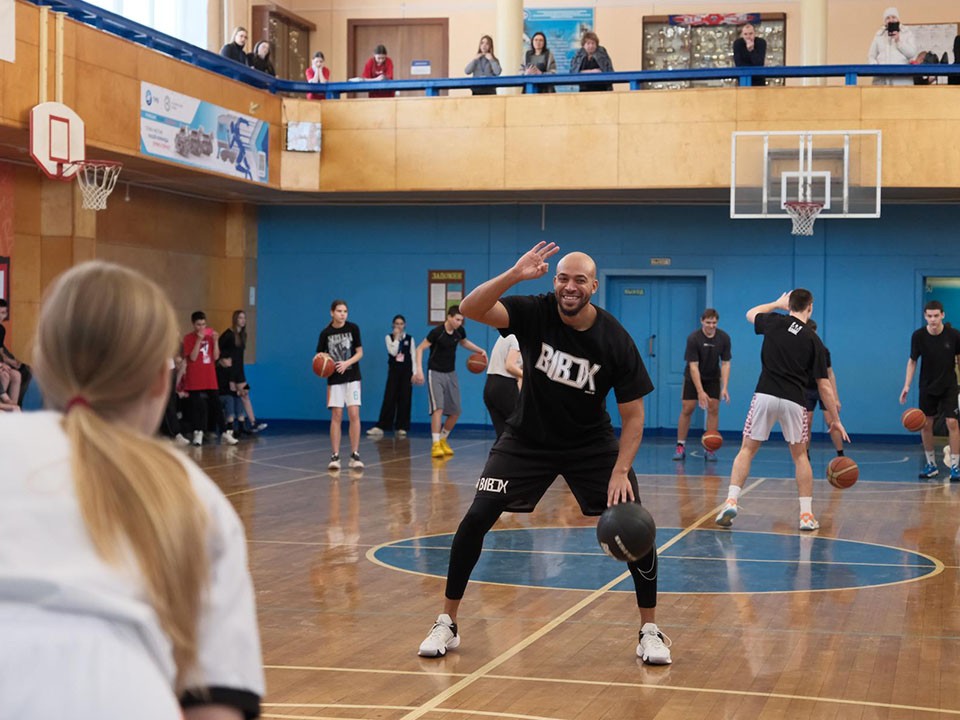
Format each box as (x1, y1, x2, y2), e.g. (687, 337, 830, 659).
(428, 270, 464, 324)
(0, 0, 14, 63)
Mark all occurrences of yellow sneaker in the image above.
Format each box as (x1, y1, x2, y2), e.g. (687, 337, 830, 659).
(431, 441, 446, 458)
(440, 438, 454, 456)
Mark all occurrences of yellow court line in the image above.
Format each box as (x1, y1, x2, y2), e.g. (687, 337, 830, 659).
(394, 479, 768, 720)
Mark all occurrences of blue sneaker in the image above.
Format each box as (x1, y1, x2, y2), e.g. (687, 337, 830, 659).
(951, 466, 960, 482)
(919, 462, 939, 479)
(672, 443, 686, 461)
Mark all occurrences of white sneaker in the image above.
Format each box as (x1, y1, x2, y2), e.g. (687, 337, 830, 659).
(396, 429, 407, 438)
(221, 430, 239, 446)
(799, 512, 820, 531)
(174, 433, 190, 446)
(366, 427, 384, 438)
(418, 614, 460, 657)
(637, 623, 672, 665)
(192, 430, 203, 446)
(349, 452, 364, 469)
(328, 454, 341, 471)
(715, 499, 738, 527)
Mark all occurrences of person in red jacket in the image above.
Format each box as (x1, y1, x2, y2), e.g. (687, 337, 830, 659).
(361, 44, 395, 98)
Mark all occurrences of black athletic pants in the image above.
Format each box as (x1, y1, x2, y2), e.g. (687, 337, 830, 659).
(375, 365, 412, 431)
(482, 374, 519, 439)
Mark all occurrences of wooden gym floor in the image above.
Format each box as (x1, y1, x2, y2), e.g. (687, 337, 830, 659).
(195, 426, 960, 720)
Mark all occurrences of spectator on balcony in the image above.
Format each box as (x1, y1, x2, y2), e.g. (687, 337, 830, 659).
(220, 26, 250, 66)
(868, 7, 916, 85)
(949, 35, 960, 86)
(362, 45, 395, 98)
(570, 31, 613, 92)
(523, 32, 557, 93)
(306, 51, 330, 99)
(465, 35, 502, 96)
(248, 40, 276, 76)
(733, 24, 767, 86)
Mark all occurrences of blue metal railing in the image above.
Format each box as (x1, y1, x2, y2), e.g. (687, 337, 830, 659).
(29, 0, 960, 98)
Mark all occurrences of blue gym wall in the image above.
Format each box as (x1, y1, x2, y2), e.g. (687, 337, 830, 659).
(249, 203, 960, 437)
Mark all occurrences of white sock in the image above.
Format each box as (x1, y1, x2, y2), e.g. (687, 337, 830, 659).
(432, 433, 440, 442)
(799, 497, 813, 515)
(925, 450, 935, 464)
(727, 485, 742, 502)
(677, 439, 685, 446)
(440, 429, 450, 440)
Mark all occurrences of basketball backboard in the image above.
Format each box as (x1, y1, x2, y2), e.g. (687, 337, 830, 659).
(730, 130, 881, 220)
(29, 101, 85, 180)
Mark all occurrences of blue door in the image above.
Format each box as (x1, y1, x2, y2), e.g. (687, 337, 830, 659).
(605, 276, 706, 431)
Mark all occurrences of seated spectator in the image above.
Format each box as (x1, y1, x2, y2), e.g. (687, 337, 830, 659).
(0, 260, 263, 718)
(868, 7, 916, 85)
(523, 31, 557, 93)
(0, 299, 30, 407)
(248, 40, 276, 76)
(362, 44, 395, 98)
(159, 355, 190, 445)
(570, 31, 613, 92)
(306, 51, 330, 99)
(733, 24, 767, 86)
(464, 35, 502, 96)
(217, 354, 242, 439)
(220, 26, 250, 66)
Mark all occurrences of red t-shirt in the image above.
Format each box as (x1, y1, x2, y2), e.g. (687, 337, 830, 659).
(305, 65, 330, 100)
(183, 332, 218, 391)
(362, 57, 395, 98)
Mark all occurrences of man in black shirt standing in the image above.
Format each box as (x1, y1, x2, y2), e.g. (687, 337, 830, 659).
(899, 300, 960, 480)
(417, 242, 672, 666)
(673, 308, 731, 461)
(715, 289, 847, 532)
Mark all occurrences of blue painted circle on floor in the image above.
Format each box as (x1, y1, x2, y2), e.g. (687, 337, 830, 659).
(372, 527, 939, 594)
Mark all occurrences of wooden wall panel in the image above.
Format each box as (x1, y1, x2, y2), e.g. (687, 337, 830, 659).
(504, 125, 619, 189)
(397, 127, 504, 190)
(318, 129, 396, 190)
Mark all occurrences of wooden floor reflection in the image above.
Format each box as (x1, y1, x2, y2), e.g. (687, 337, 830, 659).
(192, 428, 960, 720)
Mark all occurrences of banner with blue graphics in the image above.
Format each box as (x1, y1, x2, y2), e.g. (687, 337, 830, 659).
(139, 82, 269, 183)
(523, 7, 594, 92)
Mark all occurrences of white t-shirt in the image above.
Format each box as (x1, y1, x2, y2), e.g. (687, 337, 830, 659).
(487, 333, 521, 379)
(0, 411, 264, 717)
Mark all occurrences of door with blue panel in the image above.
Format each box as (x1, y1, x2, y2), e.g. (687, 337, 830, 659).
(605, 276, 705, 431)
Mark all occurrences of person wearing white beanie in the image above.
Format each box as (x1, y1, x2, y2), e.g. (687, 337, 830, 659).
(867, 6, 917, 85)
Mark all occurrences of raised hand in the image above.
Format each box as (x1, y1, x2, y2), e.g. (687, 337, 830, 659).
(512, 241, 560, 281)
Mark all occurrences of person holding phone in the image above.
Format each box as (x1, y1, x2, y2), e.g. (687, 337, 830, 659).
(868, 7, 916, 85)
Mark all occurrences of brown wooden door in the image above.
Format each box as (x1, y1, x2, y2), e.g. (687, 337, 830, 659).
(348, 19, 449, 97)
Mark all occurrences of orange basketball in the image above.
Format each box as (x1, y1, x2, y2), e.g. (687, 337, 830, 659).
(466, 352, 487, 374)
(701, 432, 723, 452)
(901, 407, 925, 433)
(312, 352, 335, 378)
(827, 456, 859, 489)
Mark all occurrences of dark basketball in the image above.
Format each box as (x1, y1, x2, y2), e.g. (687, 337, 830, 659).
(466, 352, 487, 374)
(596, 503, 656, 562)
(901, 407, 925, 433)
(312, 352, 335, 378)
(827, 456, 859, 489)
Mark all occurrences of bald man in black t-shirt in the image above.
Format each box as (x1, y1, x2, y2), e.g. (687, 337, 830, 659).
(715, 289, 848, 532)
(416, 243, 673, 666)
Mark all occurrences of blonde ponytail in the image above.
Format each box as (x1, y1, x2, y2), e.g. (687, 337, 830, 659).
(34, 261, 208, 690)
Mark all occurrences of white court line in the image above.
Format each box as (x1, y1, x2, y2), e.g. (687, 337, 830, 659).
(394, 479, 768, 720)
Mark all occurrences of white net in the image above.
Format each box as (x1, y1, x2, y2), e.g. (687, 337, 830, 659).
(784, 201, 823, 236)
(71, 161, 122, 210)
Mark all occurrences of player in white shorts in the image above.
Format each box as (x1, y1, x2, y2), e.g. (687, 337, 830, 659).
(715, 289, 849, 531)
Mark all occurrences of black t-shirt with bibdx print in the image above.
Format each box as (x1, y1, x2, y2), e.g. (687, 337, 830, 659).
(500, 293, 653, 449)
(753, 312, 828, 406)
(316, 321, 363, 386)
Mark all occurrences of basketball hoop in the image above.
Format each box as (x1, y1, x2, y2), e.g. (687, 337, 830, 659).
(67, 160, 122, 210)
(783, 201, 823, 236)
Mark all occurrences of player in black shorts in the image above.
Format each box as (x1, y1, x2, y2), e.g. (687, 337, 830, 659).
(802, 320, 845, 460)
(417, 242, 672, 665)
(900, 300, 960, 480)
(673, 308, 731, 461)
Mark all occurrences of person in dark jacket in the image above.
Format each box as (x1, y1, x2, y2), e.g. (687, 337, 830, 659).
(248, 40, 276, 76)
(732, 24, 767, 86)
(220, 26, 249, 66)
(570, 31, 614, 92)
